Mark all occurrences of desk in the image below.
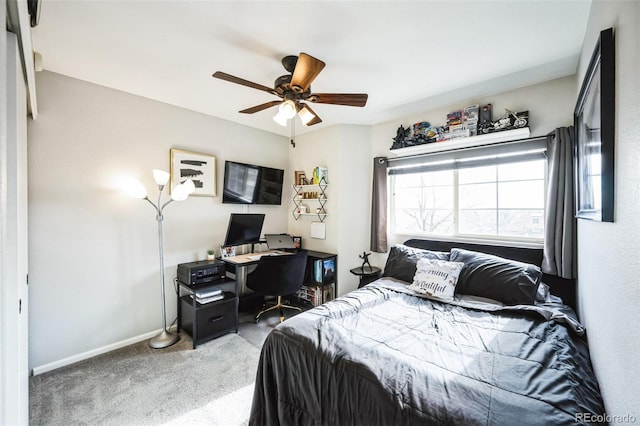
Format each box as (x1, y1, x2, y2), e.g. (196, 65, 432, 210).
(221, 250, 291, 311)
(221, 250, 338, 310)
(222, 250, 288, 266)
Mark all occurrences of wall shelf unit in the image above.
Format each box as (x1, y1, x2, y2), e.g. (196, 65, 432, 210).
(389, 127, 530, 157)
(292, 177, 328, 222)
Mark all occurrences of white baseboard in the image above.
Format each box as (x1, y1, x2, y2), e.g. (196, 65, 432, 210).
(31, 326, 177, 376)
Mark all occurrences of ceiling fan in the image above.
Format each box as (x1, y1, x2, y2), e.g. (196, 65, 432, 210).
(212, 53, 368, 127)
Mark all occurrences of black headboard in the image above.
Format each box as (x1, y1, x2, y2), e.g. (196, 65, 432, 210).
(404, 239, 576, 309)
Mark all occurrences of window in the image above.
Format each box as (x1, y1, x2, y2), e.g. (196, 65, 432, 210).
(389, 139, 546, 243)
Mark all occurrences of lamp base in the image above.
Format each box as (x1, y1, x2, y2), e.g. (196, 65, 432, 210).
(149, 329, 179, 349)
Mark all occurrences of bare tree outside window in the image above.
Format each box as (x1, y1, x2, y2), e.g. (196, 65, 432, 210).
(391, 159, 545, 241)
(394, 173, 454, 234)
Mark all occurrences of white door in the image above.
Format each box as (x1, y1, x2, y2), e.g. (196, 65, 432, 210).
(1, 30, 30, 425)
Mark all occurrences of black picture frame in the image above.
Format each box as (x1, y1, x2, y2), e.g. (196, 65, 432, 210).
(574, 27, 615, 222)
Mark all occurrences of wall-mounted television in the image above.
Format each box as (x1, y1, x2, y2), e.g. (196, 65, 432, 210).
(222, 161, 285, 205)
(223, 213, 266, 247)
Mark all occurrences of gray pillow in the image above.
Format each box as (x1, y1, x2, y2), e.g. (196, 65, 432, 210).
(450, 248, 541, 305)
(382, 244, 449, 283)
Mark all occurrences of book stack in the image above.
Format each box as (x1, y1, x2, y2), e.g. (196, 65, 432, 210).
(445, 109, 470, 140)
(190, 286, 224, 304)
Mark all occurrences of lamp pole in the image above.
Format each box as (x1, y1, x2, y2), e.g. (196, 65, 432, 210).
(147, 192, 178, 349)
(125, 170, 194, 349)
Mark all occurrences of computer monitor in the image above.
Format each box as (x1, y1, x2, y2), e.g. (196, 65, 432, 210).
(223, 213, 265, 247)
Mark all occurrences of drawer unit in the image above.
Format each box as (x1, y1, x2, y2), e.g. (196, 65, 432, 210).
(177, 276, 238, 349)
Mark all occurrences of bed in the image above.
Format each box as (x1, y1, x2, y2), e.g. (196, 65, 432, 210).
(249, 240, 604, 425)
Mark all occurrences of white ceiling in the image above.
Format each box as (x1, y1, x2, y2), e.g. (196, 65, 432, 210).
(30, 0, 592, 137)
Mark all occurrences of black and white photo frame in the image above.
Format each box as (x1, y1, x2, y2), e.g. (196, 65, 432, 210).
(170, 148, 216, 197)
(574, 27, 615, 222)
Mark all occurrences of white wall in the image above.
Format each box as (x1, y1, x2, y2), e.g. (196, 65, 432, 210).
(365, 75, 577, 266)
(335, 125, 372, 295)
(28, 71, 288, 372)
(287, 81, 577, 294)
(575, 2, 640, 421)
(288, 124, 371, 296)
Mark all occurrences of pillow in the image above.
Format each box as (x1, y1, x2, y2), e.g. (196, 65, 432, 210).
(450, 248, 542, 305)
(409, 258, 464, 302)
(382, 244, 450, 283)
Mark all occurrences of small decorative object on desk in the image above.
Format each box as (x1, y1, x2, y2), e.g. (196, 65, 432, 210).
(292, 236, 302, 250)
(219, 245, 236, 258)
(359, 251, 372, 272)
(207, 249, 215, 260)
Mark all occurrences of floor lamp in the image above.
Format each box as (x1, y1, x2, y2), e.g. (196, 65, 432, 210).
(125, 170, 195, 349)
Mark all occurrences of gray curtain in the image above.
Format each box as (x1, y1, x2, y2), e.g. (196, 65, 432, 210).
(370, 157, 388, 252)
(542, 127, 575, 279)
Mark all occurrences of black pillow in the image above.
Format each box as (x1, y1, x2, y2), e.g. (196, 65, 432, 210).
(450, 248, 541, 305)
(382, 244, 449, 283)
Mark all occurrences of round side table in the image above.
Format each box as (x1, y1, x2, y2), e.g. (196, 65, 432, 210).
(350, 266, 382, 288)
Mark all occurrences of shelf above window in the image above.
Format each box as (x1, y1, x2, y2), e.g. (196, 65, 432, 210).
(389, 127, 530, 157)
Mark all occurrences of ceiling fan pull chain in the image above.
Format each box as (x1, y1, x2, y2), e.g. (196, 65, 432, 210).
(290, 118, 296, 148)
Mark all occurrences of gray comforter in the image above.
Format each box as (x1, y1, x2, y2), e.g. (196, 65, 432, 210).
(249, 278, 604, 425)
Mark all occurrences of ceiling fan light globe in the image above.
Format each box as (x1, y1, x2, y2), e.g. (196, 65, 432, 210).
(279, 100, 297, 119)
(273, 111, 288, 126)
(298, 105, 315, 126)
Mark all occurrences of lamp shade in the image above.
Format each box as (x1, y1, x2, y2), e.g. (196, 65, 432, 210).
(152, 169, 170, 186)
(183, 179, 196, 194)
(123, 178, 148, 199)
(171, 180, 194, 201)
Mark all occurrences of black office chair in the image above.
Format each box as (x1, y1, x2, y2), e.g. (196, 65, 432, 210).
(246, 250, 308, 323)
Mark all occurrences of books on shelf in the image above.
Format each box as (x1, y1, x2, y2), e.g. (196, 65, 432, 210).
(313, 259, 323, 283)
(313, 258, 336, 284)
(296, 284, 334, 307)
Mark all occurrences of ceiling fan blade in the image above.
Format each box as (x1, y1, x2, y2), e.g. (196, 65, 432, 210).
(239, 100, 282, 114)
(309, 93, 368, 107)
(297, 103, 323, 126)
(290, 53, 326, 94)
(212, 71, 277, 95)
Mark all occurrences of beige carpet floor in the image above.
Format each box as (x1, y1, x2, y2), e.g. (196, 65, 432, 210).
(29, 312, 284, 425)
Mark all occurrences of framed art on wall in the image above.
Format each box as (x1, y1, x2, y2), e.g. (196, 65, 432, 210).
(574, 27, 615, 222)
(170, 148, 216, 197)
